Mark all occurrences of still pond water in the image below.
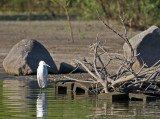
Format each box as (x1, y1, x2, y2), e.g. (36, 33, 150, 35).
(0, 79, 160, 119)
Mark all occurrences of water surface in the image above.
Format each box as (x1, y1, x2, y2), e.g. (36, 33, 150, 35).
(0, 79, 160, 119)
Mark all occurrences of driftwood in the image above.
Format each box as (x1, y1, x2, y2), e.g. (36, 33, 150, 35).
(66, 7, 160, 94)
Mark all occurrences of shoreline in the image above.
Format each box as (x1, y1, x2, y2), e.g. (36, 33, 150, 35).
(0, 21, 141, 79)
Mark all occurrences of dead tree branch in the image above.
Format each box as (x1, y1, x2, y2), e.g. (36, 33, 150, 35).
(64, 76, 97, 83)
(96, 9, 134, 60)
(70, 7, 160, 94)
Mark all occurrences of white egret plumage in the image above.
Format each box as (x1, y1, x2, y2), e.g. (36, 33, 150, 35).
(37, 61, 50, 88)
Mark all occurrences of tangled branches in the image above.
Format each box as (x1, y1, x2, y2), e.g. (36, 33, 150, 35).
(66, 9, 160, 94)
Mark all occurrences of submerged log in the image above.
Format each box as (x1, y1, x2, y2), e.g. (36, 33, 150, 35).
(98, 92, 129, 101)
(73, 82, 100, 95)
(55, 80, 102, 95)
(55, 82, 74, 94)
(129, 93, 156, 102)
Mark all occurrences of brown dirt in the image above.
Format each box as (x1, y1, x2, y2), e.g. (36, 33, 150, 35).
(0, 21, 141, 78)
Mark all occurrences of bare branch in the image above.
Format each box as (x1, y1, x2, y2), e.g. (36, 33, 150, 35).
(94, 34, 102, 79)
(117, 1, 127, 38)
(69, 63, 80, 74)
(136, 63, 146, 75)
(74, 59, 99, 81)
(64, 76, 97, 83)
(96, 9, 134, 59)
(145, 82, 152, 91)
(111, 74, 135, 88)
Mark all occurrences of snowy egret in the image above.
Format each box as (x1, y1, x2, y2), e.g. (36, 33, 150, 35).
(37, 61, 50, 88)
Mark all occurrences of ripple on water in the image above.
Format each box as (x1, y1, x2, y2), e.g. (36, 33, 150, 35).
(0, 79, 160, 118)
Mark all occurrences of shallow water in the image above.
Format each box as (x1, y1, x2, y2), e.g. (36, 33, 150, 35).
(0, 79, 160, 119)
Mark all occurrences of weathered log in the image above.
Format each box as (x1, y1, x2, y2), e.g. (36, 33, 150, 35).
(111, 74, 135, 87)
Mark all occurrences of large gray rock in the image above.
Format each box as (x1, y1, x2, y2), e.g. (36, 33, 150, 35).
(3, 39, 58, 75)
(123, 25, 160, 69)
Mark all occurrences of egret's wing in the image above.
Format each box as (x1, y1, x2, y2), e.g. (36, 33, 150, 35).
(37, 66, 48, 88)
(42, 67, 48, 88)
(37, 68, 42, 88)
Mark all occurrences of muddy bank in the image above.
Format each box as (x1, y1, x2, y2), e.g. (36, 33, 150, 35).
(0, 21, 141, 78)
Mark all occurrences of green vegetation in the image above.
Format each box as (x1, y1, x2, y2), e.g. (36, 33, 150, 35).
(78, 31, 86, 39)
(0, 0, 160, 29)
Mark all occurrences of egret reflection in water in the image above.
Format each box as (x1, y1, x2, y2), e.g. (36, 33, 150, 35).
(36, 92, 47, 117)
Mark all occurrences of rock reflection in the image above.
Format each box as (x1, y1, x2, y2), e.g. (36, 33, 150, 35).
(3, 80, 31, 105)
(36, 92, 47, 118)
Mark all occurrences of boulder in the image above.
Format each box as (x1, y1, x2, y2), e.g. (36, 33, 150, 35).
(59, 62, 86, 74)
(123, 26, 160, 69)
(3, 39, 58, 75)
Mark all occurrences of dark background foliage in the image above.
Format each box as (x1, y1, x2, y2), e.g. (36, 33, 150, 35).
(0, 0, 159, 29)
